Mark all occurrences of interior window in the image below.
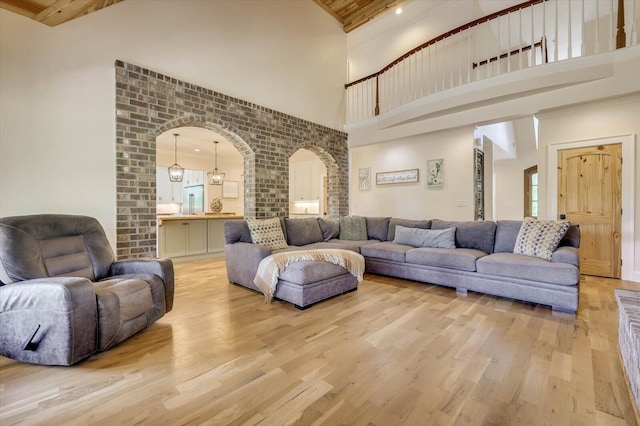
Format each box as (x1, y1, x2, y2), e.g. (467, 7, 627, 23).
(524, 165, 538, 218)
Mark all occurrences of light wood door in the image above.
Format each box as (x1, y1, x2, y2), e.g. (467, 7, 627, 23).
(558, 144, 622, 278)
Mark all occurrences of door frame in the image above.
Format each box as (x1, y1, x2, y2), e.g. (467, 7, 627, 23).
(547, 135, 635, 281)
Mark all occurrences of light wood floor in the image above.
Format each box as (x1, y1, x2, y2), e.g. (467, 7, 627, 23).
(1, 258, 639, 425)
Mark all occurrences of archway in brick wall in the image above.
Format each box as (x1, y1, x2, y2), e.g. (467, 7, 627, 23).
(115, 60, 349, 258)
(287, 145, 340, 217)
(151, 116, 255, 216)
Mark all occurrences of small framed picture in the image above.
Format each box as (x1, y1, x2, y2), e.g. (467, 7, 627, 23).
(359, 167, 371, 191)
(222, 180, 239, 198)
(427, 159, 444, 187)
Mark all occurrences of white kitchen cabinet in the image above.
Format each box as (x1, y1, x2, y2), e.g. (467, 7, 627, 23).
(160, 220, 207, 258)
(156, 167, 182, 202)
(291, 161, 321, 201)
(183, 169, 205, 187)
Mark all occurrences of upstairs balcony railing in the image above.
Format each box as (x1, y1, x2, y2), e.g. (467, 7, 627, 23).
(345, 0, 638, 124)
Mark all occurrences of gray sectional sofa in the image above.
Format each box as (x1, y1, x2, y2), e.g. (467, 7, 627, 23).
(224, 216, 580, 313)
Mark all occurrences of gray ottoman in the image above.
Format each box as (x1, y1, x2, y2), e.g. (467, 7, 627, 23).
(273, 259, 359, 309)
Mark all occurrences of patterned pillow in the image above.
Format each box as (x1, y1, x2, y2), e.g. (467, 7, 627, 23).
(246, 218, 288, 251)
(514, 219, 570, 261)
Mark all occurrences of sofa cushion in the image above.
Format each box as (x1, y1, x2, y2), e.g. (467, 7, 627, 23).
(477, 252, 579, 285)
(224, 220, 253, 244)
(317, 218, 339, 241)
(552, 246, 580, 267)
(39, 235, 94, 280)
(431, 219, 496, 254)
(246, 218, 288, 251)
(514, 219, 570, 261)
(365, 217, 391, 241)
(560, 224, 580, 248)
(494, 220, 523, 253)
(284, 218, 323, 246)
(386, 218, 432, 241)
(339, 216, 368, 241)
(393, 226, 456, 249)
(94, 278, 152, 322)
(405, 248, 486, 272)
(328, 240, 377, 252)
(279, 260, 349, 285)
(360, 241, 413, 262)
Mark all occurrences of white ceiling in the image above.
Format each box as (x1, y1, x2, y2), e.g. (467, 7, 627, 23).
(156, 127, 241, 170)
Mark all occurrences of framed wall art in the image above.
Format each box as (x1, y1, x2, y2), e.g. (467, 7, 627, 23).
(376, 169, 419, 185)
(222, 180, 239, 198)
(359, 167, 371, 191)
(427, 159, 444, 187)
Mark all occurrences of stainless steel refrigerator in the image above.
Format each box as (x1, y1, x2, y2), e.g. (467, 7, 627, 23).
(182, 185, 204, 215)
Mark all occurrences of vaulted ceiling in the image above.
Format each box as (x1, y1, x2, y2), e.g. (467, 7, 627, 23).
(313, 0, 404, 32)
(0, 0, 123, 27)
(0, 0, 403, 31)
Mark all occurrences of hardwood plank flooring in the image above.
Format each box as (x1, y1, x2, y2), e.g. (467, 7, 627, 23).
(1, 258, 639, 425)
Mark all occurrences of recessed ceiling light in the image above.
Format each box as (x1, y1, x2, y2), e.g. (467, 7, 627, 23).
(395, 7, 402, 15)
(195, 148, 201, 152)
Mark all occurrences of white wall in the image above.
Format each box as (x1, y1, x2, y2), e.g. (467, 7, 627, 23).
(0, 0, 346, 248)
(350, 127, 475, 220)
(537, 94, 640, 282)
(493, 149, 538, 220)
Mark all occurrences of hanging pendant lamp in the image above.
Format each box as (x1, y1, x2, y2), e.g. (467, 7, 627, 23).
(207, 141, 225, 185)
(168, 133, 184, 182)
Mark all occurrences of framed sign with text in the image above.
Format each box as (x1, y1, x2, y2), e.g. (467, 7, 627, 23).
(376, 169, 419, 185)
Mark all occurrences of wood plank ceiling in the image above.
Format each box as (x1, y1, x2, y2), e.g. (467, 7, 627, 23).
(0, 0, 123, 27)
(0, 0, 402, 31)
(313, 0, 404, 32)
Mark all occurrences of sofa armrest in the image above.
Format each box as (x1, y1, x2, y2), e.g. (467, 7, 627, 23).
(224, 242, 272, 288)
(109, 258, 175, 312)
(0, 277, 97, 365)
(551, 246, 579, 268)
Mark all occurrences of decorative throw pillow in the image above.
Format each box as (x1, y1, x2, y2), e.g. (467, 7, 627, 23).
(365, 217, 391, 241)
(513, 218, 570, 261)
(339, 216, 368, 241)
(386, 218, 432, 241)
(246, 218, 288, 251)
(393, 225, 456, 249)
(317, 218, 339, 241)
(284, 217, 323, 246)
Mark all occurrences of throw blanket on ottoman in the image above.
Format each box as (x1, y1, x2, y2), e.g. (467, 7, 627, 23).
(254, 249, 365, 303)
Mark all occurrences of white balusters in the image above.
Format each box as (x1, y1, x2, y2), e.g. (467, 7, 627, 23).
(344, 0, 637, 124)
(553, 0, 559, 62)
(610, 0, 616, 50)
(568, 0, 572, 58)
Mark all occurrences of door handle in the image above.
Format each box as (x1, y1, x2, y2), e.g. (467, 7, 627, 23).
(559, 214, 566, 220)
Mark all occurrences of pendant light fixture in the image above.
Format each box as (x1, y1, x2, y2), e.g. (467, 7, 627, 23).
(168, 133, 184, 182)
(207, 141, 225, 185)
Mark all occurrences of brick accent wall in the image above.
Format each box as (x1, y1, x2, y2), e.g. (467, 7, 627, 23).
(115, 61, 349, 258)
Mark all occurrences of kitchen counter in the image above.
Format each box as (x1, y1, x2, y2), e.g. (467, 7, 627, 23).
(157, 214, 244, 260)
(157, 214, 243, 226)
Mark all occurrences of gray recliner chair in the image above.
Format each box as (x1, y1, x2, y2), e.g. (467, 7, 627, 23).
(0, 214, 174, 365)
